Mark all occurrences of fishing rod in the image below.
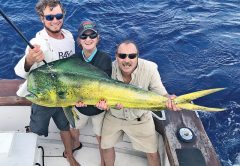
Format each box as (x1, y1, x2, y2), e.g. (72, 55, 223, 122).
(0, 8, 47, 65)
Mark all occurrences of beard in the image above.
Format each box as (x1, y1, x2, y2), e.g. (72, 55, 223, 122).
(44, 23, 63, 34)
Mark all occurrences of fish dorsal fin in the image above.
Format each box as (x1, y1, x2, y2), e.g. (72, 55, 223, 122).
(35, 55, 109, 79)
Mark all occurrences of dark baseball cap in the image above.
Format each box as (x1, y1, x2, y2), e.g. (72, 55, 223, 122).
(78, 21, 98, 36)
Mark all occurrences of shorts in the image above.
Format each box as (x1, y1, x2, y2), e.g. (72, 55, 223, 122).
(30, 104, 70, 137)
(74, 109, 105, 136)
(101, 112, 158, 153)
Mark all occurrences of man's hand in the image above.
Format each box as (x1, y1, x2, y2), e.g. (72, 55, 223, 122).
(25, 45, 45, 71)
(115, 103, 123, 110)
(95, 100, 124, 111)
(75, 101, 87, 107)
(96, 99, 109, 111)
(166, 94, 181, 111)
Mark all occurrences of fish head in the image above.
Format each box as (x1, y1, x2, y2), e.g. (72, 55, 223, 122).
(25, 56, 110, 107)
(26, 66, 61, 107)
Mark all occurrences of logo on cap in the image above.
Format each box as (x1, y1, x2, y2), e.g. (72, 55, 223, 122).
(78, 21, 98, 35)
(83, 21, 94, 29)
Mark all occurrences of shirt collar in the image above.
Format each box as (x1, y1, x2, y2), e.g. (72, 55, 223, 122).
(82, 48, 98, 62)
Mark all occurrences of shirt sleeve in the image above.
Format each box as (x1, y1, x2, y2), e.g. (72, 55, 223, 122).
(14, 46, 32, 79)
(103, 55, 112, 77)
(149, 65, 168, 96)
(14, 37, 50, 79)
(96, 52, 112, 77)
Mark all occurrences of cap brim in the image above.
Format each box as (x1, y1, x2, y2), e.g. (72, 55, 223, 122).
(80, 29, 98, 35)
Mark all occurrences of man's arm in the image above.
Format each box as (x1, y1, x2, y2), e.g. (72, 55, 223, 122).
(14, 45, 44, 78)
(149, 65, 180, 111)
(148, 65, 168, 96)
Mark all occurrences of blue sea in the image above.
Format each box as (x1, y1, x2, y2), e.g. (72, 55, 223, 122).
(0, 0, 239, 165)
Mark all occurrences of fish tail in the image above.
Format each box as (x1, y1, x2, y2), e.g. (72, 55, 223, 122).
(63, 106, 76, 128)
(174, 88, 226, 112)
(72, 108, 79, 120)
(177, 103, 225, 112)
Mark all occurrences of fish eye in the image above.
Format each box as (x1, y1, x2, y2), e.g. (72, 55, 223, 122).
(49, 73, 57, 78)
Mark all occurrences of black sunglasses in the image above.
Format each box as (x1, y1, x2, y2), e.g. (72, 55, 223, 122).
(117, 53, 138, 59)
(79, 32, 98, 40)
(44, 13, 64, 21)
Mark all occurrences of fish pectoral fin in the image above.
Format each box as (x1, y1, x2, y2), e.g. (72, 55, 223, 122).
(177, 103, 225, 112)
(63, 106, 76, 128)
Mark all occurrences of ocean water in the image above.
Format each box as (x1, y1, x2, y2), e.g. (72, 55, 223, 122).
(0, 0, 239, 165)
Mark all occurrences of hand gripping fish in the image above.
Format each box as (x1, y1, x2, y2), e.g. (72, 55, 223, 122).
(25, 56, 225, 127)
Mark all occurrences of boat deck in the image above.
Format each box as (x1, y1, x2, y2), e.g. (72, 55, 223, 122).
(0, 106, 148, 166)
(38, 138, 147, 166)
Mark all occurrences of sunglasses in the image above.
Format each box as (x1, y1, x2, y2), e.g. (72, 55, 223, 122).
(44, 13, 64, 21)
(79, 32, 98, 40)
(117, 53, 138, 59)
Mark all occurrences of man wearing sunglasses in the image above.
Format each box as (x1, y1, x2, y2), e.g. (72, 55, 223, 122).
(69, 21, 112, 166)
(14, 0, 79, 166)
(99, 40, 179, 166)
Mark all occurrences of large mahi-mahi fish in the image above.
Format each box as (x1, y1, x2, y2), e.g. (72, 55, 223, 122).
(26, 56, 225, 127)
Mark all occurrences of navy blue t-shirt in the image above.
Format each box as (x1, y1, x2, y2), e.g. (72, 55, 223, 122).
(75, 50, 112, 116)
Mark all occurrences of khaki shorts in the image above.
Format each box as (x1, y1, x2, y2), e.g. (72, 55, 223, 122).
(101, 112, 158, 153)
(75, 109, 105, 136)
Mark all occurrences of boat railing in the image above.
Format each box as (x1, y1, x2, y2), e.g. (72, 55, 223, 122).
(0, 79, 31, 106)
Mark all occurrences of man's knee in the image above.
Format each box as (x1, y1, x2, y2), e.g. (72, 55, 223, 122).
(146, 152, 160, 166)
(70, 129, 80, 138)
(147, 152, 160, 160)
(102, 148, 115, 166)
(30, 123, 49, 137)
(103, 148, 112, 153)
(102, 147, 115, 157)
